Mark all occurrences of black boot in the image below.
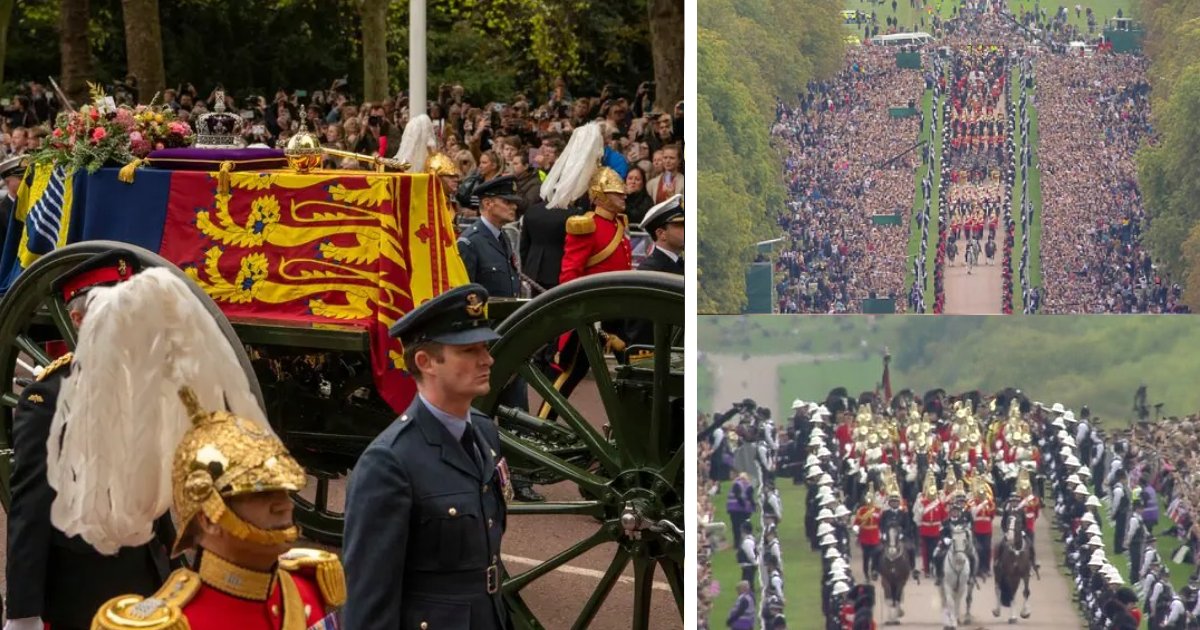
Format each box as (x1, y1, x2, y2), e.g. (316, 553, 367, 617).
(514, 481, 545, 502)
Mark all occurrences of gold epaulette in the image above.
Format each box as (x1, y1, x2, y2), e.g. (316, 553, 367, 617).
(279, 548, 346, 607)
(565, 212, 596, 235)
(92, 568, 200, 630)
(36, 352, 73, 382)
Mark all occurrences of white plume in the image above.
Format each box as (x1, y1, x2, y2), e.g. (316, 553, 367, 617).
(45, 267, 271, 555)
(540, 122, 604, 209)
(394, 114, 437, 174)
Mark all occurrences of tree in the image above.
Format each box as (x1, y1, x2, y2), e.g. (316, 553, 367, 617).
(121, 0, 165, 101)
(0, 0, 14, 86)
(59, 0, 91, 105)
(360, 0, 389, 102)
(648, 0, 683, 107)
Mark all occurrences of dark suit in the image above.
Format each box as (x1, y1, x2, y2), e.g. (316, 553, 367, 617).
(343, 398, 509, 630)
(459, 218, 519, 298)
(5, 367, 175, 629)
(458, 217, 528, 413)
(519, 202, 582, 293)
(637, 246, 684, 275)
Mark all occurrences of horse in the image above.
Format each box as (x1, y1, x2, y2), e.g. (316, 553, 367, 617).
(941, 524, 977, 629)
(992, 515, 1033, 623)
(985, 239, 996, 264)
(879, 521, 912, 625)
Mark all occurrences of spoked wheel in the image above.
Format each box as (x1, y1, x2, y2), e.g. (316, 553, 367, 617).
(0, 241, 263, 512)
(477, 271, 685, 630)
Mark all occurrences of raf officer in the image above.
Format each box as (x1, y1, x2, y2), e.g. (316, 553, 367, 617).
(343, 284, 510, 630)
(458, 175, 522, 299)
(455, 176, 538, 500)
(6, 250, 177, 630)
(637, 193, 684, 275)
(0, 155, 24, 243)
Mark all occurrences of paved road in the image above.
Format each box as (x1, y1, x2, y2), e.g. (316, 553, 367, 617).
(0, 378, 680, 629)
(943, 258, 1004, 315)
(849, 511, 1082, 629)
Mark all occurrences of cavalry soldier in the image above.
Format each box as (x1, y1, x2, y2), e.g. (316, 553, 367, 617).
(1016, 468, 1041, 571)
(95, 388, 344, 630)
(933, 501, 976, 587)
(915, 473, 946, 579)
(5, 250, 180, 630)
(344, 284, 511, 629)
(968, 476, 996, 578)
(855, 486, 884, 581)
(879, 477, 916, 569)
(38, 267, 345, 630)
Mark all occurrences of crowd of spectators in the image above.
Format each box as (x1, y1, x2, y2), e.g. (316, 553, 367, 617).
(772, 46, 922, 313)
(1034, 53, 1183, 312)
(0, 78, 686, 222)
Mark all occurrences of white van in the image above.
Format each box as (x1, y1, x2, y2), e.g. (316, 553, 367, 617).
(870, 32, 934, 46)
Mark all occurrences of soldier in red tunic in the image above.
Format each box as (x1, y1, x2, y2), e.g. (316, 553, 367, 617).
(914, 473, 945, 578)
(39, 268, 345, 630)
(855, 492, 883, 580)
(559, 165, 633, 283)
(968, 478, 996, 578)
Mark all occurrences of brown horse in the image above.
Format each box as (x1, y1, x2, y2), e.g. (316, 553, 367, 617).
(991, 516, 1033, 623)
(879, 520, 912, 624)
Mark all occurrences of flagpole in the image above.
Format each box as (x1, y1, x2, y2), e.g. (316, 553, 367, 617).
(409, 0, 427, 116)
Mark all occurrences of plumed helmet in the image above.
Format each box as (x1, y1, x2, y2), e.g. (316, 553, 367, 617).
(425, 152, 461, 178)
(588, 166, 626, 203)
(171, 387, 306, 556)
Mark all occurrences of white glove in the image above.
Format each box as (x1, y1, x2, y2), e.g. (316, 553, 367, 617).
(5, 619, 45, 630)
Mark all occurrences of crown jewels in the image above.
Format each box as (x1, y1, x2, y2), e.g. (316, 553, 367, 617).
(194, 90, 244, 149)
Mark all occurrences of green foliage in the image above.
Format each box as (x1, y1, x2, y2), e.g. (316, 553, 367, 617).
(701, 315, 1200, 426)
(697, 0, 845, 313)
(1134, 3, 1200, 306)
(3, 0, 651, 104)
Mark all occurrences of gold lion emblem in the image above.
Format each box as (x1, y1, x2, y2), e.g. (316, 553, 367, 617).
(117, 259, 128, 277)
(465, 293, 484, 318)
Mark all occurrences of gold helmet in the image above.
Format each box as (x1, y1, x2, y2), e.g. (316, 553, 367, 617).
(945, 468, 959, 494)
(923, 472, 938, 499)
(974, 476, 989, 499)
(864, 481, 877, 506)
(1016, 467, 1032, 496)
(171, 387, 306, 556)
(425, 151, 461, 178)
(588, 166, 626, 203)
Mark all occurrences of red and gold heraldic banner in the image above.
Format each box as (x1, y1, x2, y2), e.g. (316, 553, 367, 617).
(159, 169, 468, 412)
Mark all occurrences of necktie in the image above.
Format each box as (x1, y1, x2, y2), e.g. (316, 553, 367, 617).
(460, 423, 482, 475)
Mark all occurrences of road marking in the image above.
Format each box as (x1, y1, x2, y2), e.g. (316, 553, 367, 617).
(501, 554, 671, 591)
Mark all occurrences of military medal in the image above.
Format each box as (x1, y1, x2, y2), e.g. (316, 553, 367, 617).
(308, 612, 340, 630)
(497, 456, 514, 502)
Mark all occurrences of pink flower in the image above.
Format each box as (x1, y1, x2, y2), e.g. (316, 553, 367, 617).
(52, 128, 63, 138)
(155, 142, 165, 150)
(129, 131, 143, 143)
(168, 121, 191, 135)
(91, 127, 107, 141)
(89, 108, 99, 122)
(115, 108, 135, 130)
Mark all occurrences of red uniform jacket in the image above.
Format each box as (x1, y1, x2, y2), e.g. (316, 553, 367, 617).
(855, 506, 882, 546)
(969, 497, 995, 534)
(1020, 495, 1040, 532)
(559, 208, 633, 284)
(917, 496, 946, 537)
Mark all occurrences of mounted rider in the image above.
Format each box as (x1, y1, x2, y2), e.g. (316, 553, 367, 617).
(1013, 467, 1041, 571)
(933, 480, 975, 587)
(879, 474, 917, 570)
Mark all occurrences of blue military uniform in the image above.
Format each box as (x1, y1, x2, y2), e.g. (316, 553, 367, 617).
(457, 176, 521, 298)
(343, 284, 511, 630)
